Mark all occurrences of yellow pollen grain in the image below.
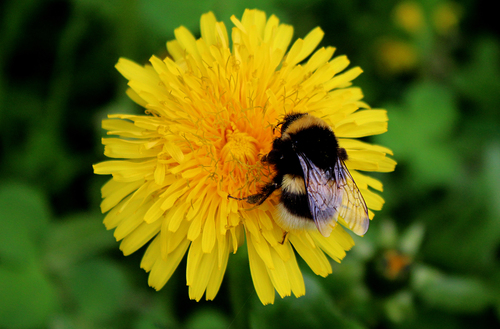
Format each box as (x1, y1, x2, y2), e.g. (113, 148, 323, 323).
(216, 125, 265, 195)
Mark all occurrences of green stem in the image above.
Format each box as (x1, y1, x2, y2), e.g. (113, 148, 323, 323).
(44, 3, 87, 133)
(227, 244, 253, 329)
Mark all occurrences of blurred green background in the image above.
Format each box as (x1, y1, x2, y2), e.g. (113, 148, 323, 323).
(1, 0, 499, 328)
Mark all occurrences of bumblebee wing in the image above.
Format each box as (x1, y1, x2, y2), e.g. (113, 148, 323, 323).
(334, 158, 370, 236)
(298, 154, 370, 237)
(297, 154, 342, 237)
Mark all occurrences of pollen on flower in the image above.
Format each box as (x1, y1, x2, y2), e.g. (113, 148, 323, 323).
(220, 127, 258, 177)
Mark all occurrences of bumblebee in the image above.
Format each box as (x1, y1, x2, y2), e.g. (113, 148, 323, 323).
(235, 112, 369, 237)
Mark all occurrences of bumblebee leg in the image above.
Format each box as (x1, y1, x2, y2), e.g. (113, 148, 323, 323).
(280, 231, 289, 245)
(247, 181, 279, 205)
(338, 147, 348, 161)
(228, 181, 279, 205)
(227, 195, 247, 201)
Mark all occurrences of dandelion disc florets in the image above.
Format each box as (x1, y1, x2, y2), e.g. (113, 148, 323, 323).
(93, 9, 396, 305)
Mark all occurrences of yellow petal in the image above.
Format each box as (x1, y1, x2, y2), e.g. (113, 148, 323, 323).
(102, 138, 160, 159)
(287, 27, 324, 66)
(140, 234, 161, 272)
(304, 47, 336, 73)
(340, 138, 394, 156)
(247, 227, 274, 270)
(119, 219, 162, 256)
(202, 199, 218, 253)
(351, 170, 384, 191)
(206, 235, 230, 300)
(200, 12, 217, 46)
(174, 26, 202, 63)
(115, 58, 159, 86)
(324, 67, 362, 91)
(102, 119, 148, 138)
(346, 150, 397, 172)
(312, 226, 354, 262)
(288, 233, 331, 277)
(114, 203, 149, 240)
(283, 245, 306, 297)
(362, 189, 385, 211)
(247, 234, 275, 305)
(148, 238, 190, 290)
(144, 198, 164, 224)
(266, 248, 291, 298)
(164, 213, 191, 254)
(187, 238, 216, 301)
(100, 179, 144, 213)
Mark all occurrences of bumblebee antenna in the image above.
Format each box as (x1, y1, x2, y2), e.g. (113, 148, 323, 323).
(280, 231, 289, 244)
(273, 119, 285, 135)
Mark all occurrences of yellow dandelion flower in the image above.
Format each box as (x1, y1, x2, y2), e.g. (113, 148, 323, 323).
(93, 9, 395, 305)
(393, 1, 424, 34)
(433, 2, 462, 36)
(377, 39, 418, 74)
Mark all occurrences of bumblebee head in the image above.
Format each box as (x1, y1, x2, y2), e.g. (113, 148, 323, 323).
(276, 112, 308, 136)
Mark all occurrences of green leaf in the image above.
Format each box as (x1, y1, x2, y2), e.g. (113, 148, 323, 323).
(0, 182, 50, 265)
(399, 222, 425, 257)
(250, 274, 365, 329)
(137, 0, 285, 41)
(67, 259, 130, 322)
(453, 37, 500, 110)
(0, 182, 57, 328)
(404, 81, 458, 140)
(423, 143, 500, 272)
(491, 270, 500, 322)
(483, 143, 500, 217)
(228, 247, 253, 329)
(45, 212, 117, 271)
(134, 295, 180, 329)
(383, 290, 415, 324)
(185, 308, 230, 329)
(412, 264, 493, 313)
(376, 80, 460, 187)
(0, 262, 59, 329)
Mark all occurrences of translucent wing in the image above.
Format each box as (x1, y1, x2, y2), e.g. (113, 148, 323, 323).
(334, 159, 369, 236)
(297, 154, 341, 237)
(297, 154, 369, 237)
